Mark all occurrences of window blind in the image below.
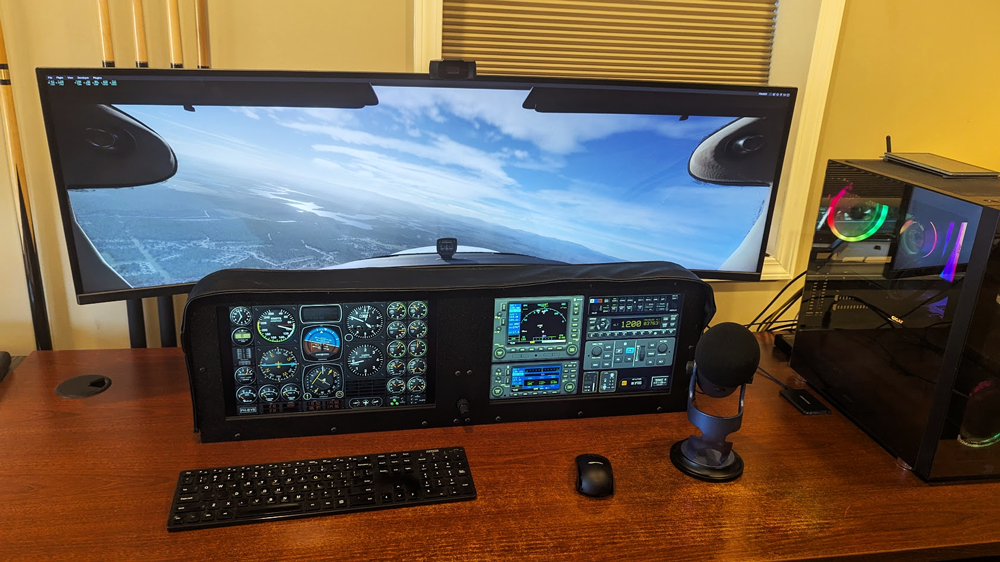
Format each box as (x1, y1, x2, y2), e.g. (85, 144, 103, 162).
(442, 0, 778, 85)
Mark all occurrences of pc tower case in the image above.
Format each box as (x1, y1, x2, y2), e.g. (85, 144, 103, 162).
(791, 159, 1000, 482)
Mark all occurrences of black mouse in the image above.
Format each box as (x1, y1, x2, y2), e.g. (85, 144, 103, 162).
(576, 453, 614, 497)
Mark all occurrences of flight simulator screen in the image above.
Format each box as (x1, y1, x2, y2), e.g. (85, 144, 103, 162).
(37, 69, 796, 303)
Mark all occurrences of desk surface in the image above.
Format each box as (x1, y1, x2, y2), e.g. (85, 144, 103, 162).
(1, 334, 999, 561)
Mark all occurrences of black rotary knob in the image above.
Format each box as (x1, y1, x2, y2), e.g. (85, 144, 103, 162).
(456, 399, 471, 423)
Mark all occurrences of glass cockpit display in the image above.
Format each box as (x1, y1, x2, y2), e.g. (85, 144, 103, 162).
(506, 301, 570, 345)
(490, 293, 681, 401)
(221, 300, 432, 416)
(37, 69, 797, 304)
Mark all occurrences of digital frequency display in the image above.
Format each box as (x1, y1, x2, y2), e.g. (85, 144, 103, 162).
(511, 365, 561, 391)
(610, 317, 662, 330)
(507, 301, 570, 345)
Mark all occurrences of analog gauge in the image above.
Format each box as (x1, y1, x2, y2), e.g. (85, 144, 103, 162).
(236, 386, 256, 403)
(259, 384, 279, 402)
(406, 376, 427, 393)
(407, 339, 427, 357)
(259, 348, 298, 381)
(387, 321, 407, 339)
(302, 326, 342, 361)
(234, 366, 255, 385)
(407, 301, 428, 319)
(230, 306, 252, 326)
(280, 383, 302, 402)
(387, 301, 407, 320)
(347, 305, 384, 339)
(304, 364, 341, 398)
(407, 320, 428, 339)
(387, 359, 407, 377)
(386, 377, 406, 394)
(257, 308, 296, 343)
(407, 358, 427, 376)
(347, 344, 384, 377)
(232, 327, 253, 346)
(387, 340, 406, 358)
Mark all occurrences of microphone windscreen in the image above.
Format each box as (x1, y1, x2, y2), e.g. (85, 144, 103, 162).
(695, 322, 760, 389)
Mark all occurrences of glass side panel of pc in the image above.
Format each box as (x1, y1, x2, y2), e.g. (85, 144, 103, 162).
(793, 160, 1000, 481)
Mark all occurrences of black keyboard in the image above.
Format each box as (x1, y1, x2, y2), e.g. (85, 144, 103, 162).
(167, 446, 476, 531)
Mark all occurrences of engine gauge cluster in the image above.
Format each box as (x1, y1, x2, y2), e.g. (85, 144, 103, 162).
(224, 300, 432, 416)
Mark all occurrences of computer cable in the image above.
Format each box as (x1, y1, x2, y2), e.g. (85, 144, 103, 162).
(746, 270, 807, 330)
(757, 288, 803, 332)
(755, 365, 789, 389)
(820, 294, 901, 329)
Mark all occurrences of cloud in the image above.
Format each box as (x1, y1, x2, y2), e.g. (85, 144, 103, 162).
(373, 86, 731, 154)
(127, 107, 268, 153)
(282, 120, 514, 185)
(298, 107, 358, 126)
(123, 100, 762, 270)
(230, 107, 261, 120)
(302, 138, 761, 267)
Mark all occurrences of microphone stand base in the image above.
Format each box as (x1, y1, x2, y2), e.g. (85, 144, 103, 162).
(669, 440, 744, 482)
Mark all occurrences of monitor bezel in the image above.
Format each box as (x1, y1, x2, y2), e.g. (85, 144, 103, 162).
(36, 67, 798, 305)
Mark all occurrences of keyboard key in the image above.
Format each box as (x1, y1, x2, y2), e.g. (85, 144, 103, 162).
(349, 494, 376, 507)
(236, 503, 303, 518)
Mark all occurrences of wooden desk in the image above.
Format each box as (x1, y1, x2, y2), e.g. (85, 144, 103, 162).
(2, 334, 999, 561)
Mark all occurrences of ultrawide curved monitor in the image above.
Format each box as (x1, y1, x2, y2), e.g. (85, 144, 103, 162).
(36, 69, 796, 304)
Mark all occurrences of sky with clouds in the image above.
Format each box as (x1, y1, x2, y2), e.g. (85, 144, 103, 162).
(115, 85, 774, 270)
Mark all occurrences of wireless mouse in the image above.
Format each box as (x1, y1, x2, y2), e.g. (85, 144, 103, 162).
(576, 453, 614, 498)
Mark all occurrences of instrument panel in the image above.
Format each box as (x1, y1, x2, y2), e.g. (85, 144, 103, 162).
(222, 301, 432, 416)
(186, 262, 713, 442)
(219, 293, 683, 417)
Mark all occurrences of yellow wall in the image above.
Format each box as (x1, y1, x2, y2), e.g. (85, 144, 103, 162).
(0, 0, 411, 354)
(813, 0, 1000, 176)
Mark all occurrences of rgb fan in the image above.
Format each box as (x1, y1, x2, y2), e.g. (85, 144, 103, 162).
(899, 220, 938, 257)
(826, 183, 889, 242)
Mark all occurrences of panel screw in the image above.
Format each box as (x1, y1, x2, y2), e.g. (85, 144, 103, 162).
(330, 427, 337, 433)
(656, 406, 663, 413)
(577, 411, 584, 417)
(198, 367, 205, 373)
(455, 370, 461, 376)
(453, 418, 460, 424)
(421, 421, 428, 427)
(495, 416, 502, 422)
(466, 370, 473, 375)
(234, 433, 241, 439)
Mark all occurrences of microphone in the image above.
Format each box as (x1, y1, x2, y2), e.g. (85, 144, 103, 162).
(670, 322, 760, 482)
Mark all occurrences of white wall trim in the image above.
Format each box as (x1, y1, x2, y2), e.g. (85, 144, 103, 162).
(412, 0, 442, 73)
(770, 0, 846, 279)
